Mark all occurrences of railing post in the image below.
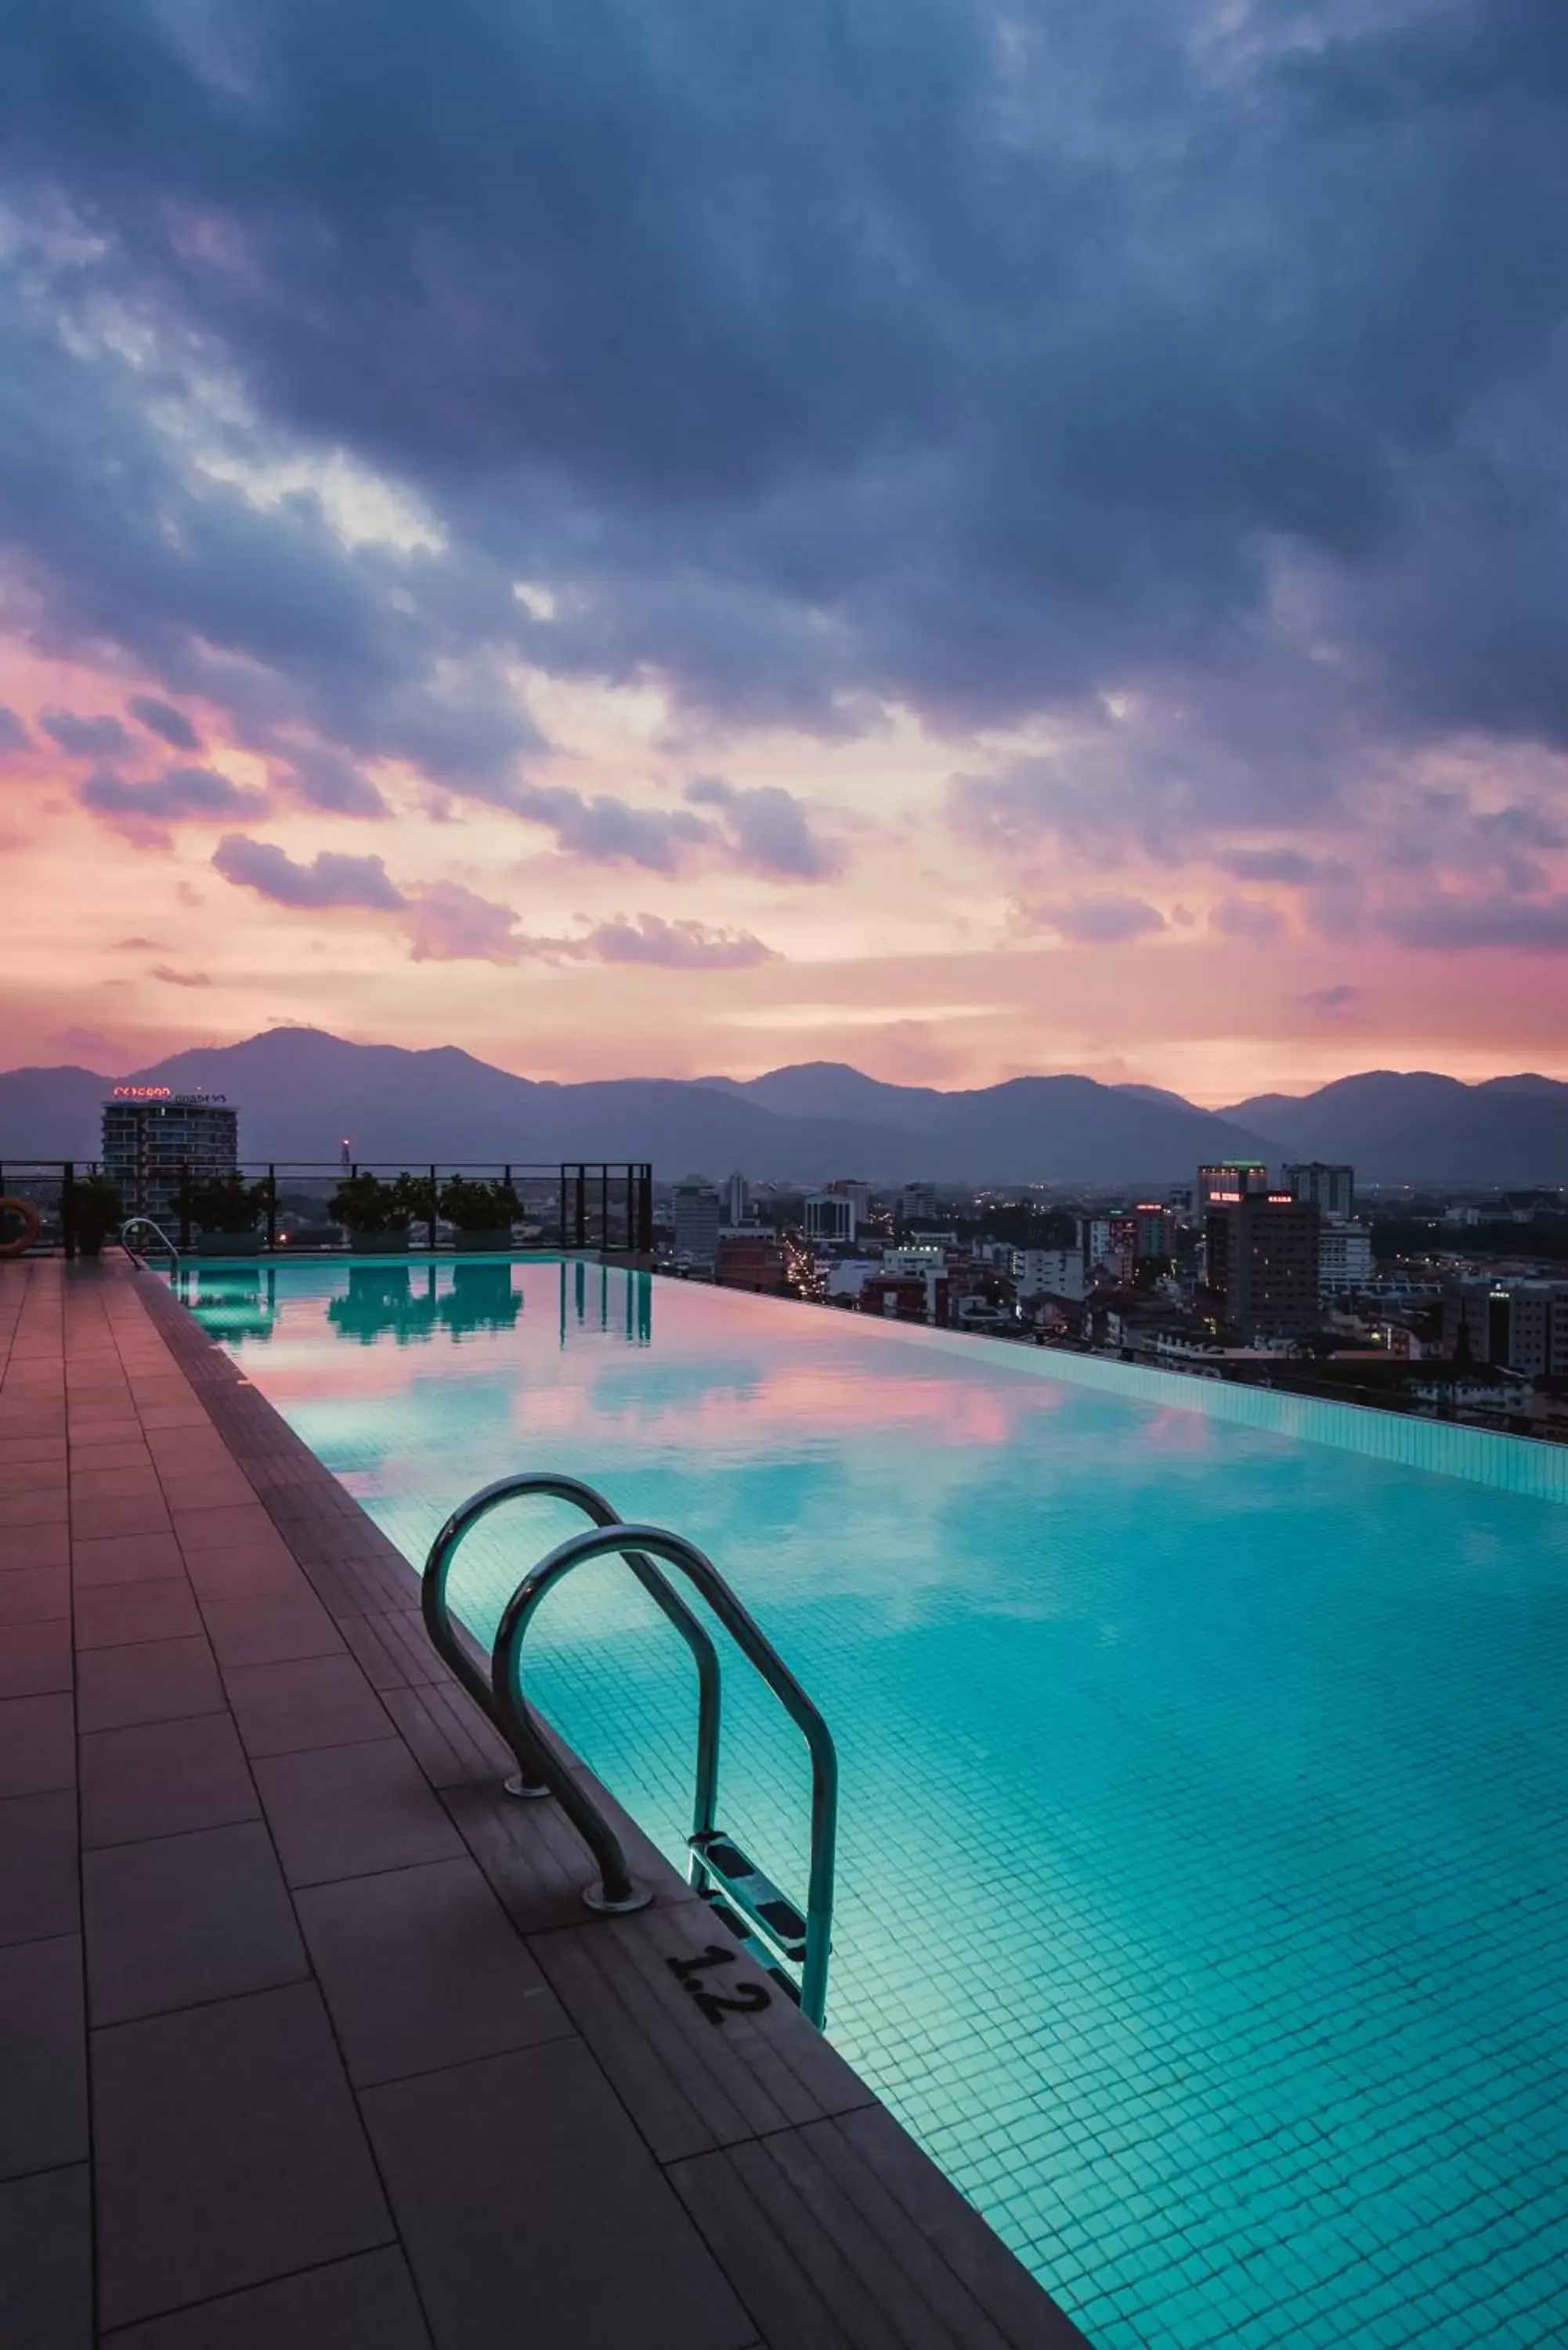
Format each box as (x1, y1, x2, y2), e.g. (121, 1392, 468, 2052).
(62, 1162, 76, 1260)
(558, 1166, 567, 1252)
(575, 1166, 587, 1250)
(600, 1163, 609, 1253)
(266, 1164, 277, 1250)
(177, 1160, 190, 1250)
(638, 1165, 652, 1254)
(625, 1163, 634, 1253)
(428, 1164, 439, 1254)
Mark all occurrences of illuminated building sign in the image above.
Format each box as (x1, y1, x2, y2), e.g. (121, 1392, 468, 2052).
(109, 1087, 229, 1104)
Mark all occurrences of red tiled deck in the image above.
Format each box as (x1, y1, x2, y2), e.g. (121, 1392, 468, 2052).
(0, 1255, 1086, 2348)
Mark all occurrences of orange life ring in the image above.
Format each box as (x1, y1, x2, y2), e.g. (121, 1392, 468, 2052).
(0, 1198, 43, 1257)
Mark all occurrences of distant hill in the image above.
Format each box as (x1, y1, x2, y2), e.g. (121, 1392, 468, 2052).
(0, 1028, 1270, 1183)
(1223, 1071, 1568, 1184)
(6, 1029, 1565, 1184)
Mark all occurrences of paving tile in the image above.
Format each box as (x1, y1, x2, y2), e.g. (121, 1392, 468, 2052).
(0, 1614, 74, 1697)
(0, 1691, 76, 1797)
(0, 1484, 70, 1527)
(224, 1653, 397, 1759)
(71, 1530, 187, 1585)
(84, 1820, 309, 2025)
(0, 1434, 68, 1468)
(0, 1788, 79, 1945)
(199, 1592, 345, 1668)
(0, 2164, 92, 2350)
(67, 1438, 155, 1472)
(70, 1492, 175, 1542)
(0, 1935, 87, 2181)
(94, 1983, 394, 2329)
(295, 1855, 569, 2086)
(255, 1738, 464, 1886)
(101, 2247, 434, 2350)
(0, 1459, 70, 1498)
(74, 1576, 203, 1651)
(81, 1713, 259, 1849)
(69, 1466, 166, 1504)
(364, 2038, 754, 2350)
(3, 1526, 74, 1579)
(182, 1544, 305, 1602)
(161, 1471, 260, 1514)
(0, 1560, 70, 1617)
(77, 1634, 224, 1733)
(172, 1503, 280, 1556)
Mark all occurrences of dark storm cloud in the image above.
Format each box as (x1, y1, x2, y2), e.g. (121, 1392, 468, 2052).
(2, 0, 1568, 840)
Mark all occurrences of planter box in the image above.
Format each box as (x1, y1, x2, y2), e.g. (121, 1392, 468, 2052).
(348, 1226, 411, 1254)
(195, 1231, 263, 1256)
(453, 1227, 515, 1252)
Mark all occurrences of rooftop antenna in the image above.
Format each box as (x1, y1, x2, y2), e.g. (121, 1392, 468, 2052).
(341, 1137, 351, 1170)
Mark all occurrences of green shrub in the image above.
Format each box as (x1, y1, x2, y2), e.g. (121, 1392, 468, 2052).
(183, 1174, 269, 1232)
(329, 1173, 404, 1231)
(439, 1175, 521, 1227)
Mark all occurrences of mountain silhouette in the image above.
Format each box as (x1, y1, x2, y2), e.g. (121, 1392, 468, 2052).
(5, 1028, 1566, 1184)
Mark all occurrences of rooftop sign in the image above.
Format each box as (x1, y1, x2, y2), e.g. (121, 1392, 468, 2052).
(109, 1086, 229, 1104)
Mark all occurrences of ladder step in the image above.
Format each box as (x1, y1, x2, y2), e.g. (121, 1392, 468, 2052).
(689, 1829, 808, 1965)
(703, 1895, 802, 2004)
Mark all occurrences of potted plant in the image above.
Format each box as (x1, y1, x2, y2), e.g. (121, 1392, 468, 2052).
(71, 1172, 123, 1259)
(439, 1174, 520, 1252)
(329, 1172, 410, 1253)
(183, 1174, 269, 1256)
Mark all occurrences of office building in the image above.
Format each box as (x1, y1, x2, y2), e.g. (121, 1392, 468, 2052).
(831, 1179, 873, 1220)
(1318, 1220, 1373, 1293)
(804, 1192, 857, 1245)
(724, 1171, 750, 1226)
(1286, 1162, 1356, 1219)
(672, 1179, 721, 1268)
(1196, 1162, 1270, 1210)
(101, 1089, 238, 1224)
(900, 1182, 939, 1223)
(1443, 1278, 1568, 1378)
(1011, 1247, 1085, 1302)
(1205, 1191, 1321, 1339)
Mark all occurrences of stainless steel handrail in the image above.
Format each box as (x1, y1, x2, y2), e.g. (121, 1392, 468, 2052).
(121, 1217, 181, 1271)
(421, 1473, 722, 1858)
(491, 1521, 839, 2026)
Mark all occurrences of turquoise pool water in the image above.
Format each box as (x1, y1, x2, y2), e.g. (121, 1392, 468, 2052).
(181, 1256, 1568, 2349)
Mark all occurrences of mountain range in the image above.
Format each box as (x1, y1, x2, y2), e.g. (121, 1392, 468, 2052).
(2, 1028, 1566, 1185)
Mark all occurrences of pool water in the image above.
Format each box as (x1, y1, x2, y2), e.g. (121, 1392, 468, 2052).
(180, 1256, 1568, 2349)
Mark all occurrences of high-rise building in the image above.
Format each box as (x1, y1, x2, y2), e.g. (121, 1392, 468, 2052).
(101, 1089, 238, 1224)
(1205, 1191, 1321, 1338)
(724, 1171, 750, 1226)
(900, 1182, 938, 1224)
(804, 1192, 857, 1245)
(1443, 1278, 1568, 1377)
(672, 1179, 721, 1268)
(1286, 1162, 1356, 1219)
(831, 1178, 873, 1220)
(1196, 1162, 1270, 1210)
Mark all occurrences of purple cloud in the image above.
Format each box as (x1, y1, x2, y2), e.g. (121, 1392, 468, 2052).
(128, 696, 201, 752)
(684, 776, 843, 880)
(211, 833, 406, 910)
(149, 964, 211, 987)
(1027, 895, 1166, 945)
(1382, 894, 1568, 952)
(276, 747, 390, 820)
(403, 881, 522, 964)
(1299, 984, 1363, 1017)
(510, 782, 709, 872)
(43, 710, 134, 758)
(0, 706, 31, 756)
(580, 913, 775, 968)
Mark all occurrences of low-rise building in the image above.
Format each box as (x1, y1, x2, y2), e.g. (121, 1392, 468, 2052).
(1318, 1219, 1374, 1294)
(715, 1234, 789, 1292)
(1443, 1278, 1568, 1378)
(1011, 1246, 1085, 1301)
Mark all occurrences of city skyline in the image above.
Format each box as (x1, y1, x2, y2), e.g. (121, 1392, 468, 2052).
(5, 4, 1568, 1101)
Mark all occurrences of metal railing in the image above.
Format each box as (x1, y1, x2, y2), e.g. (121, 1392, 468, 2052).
(0, 1160, 654, 1258)
(422, 1472, 839, 2024)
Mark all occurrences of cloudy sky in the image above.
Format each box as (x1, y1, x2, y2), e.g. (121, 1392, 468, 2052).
(3, 0, 1567, 1101)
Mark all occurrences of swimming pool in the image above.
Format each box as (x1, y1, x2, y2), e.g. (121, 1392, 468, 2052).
(179, 1256, 1568, 2350)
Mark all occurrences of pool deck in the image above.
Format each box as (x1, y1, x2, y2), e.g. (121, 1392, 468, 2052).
(1, 1254, 1086, 2349)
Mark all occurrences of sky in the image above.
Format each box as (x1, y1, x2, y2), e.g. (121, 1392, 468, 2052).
(3, 0, 1568, 1105)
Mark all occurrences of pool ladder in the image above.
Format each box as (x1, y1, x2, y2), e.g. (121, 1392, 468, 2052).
(421, 1473, 839, 2026)
(121, 1217, 181, 1272)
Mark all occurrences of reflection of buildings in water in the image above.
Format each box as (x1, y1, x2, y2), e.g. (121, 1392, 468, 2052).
(558, 1260, 652, 1347)
(178, 1266, 279, 1343)
(327, 1261, 525, 1347)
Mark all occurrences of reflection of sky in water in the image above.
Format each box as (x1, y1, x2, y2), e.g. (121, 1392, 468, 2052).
(182, 1257, 1568, 2350)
